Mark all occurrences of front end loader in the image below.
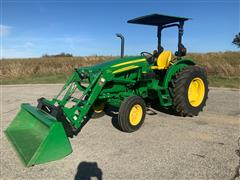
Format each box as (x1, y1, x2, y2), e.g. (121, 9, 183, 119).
(5, 14, 208, 167)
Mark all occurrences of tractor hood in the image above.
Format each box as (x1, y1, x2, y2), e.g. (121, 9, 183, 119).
(76, 56, 148, 81)
(85, 56, 147, 72)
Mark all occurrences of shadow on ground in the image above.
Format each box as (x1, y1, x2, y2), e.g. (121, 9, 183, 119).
(75, 161, 103, 180)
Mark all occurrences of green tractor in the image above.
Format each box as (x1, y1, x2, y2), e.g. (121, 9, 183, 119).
(5, 14, 208, 167)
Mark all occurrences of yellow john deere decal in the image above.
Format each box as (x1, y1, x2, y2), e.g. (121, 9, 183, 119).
(113, 65, 139, 74)
(111, 59, 146, 68)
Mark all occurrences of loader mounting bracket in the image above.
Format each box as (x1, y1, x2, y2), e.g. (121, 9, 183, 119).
(37, 98, 77, 137)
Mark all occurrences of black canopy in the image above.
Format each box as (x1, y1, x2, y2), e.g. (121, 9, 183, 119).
(128, 14, 189, 26)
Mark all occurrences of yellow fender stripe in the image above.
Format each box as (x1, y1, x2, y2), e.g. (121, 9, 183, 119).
(113, 65, 139, 74)
(111, 58, 146, 68)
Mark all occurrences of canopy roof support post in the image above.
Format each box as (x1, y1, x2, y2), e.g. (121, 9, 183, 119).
(157, 26, 163, 54)
(178, 21, 184, 52)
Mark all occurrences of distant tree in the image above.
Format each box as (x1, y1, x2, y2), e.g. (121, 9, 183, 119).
(42, 52, 73, 58)
(57, 52, 73, 57)
(232, 33, 240, 48)
(42, 54, 49, 58)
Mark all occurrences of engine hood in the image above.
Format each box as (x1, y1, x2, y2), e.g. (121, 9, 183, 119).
(90, 56, 147, 72)
(76, 56, 148, 80)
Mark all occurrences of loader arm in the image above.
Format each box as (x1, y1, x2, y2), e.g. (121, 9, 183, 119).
(39, 70, 111, 131)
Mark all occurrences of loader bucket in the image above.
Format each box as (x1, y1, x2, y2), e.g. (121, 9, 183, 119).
(4, 103, 72, 167)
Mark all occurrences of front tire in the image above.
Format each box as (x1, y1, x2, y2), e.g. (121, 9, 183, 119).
(118, 96, 146, 132)
(171, 65, 208, 116)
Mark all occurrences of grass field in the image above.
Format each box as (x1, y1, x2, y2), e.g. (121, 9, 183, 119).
(1, 52, 240, 88)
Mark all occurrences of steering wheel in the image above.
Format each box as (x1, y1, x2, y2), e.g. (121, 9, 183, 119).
(140, 52, 153, 58)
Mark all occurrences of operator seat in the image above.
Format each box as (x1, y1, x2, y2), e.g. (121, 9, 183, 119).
(151, 50, 172, 70)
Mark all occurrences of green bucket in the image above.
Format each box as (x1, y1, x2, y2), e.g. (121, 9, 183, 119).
(4, 103, 73, 167)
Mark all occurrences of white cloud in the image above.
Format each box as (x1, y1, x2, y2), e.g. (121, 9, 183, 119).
(0, 25, 12, 37)
(2, 35, 94, 58)
(25, 42, 34, 47)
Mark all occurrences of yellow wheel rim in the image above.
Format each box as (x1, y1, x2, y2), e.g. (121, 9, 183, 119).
(129, 104, 143, 126)
(188, 77, 205, 107)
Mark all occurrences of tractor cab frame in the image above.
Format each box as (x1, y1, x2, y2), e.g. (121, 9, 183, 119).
(128, 14, 190, 57)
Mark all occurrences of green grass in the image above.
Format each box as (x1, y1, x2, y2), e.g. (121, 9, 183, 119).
(1, 74, 69, 85)
(1, 74, 239, 89)
(208, 76, 240, 89)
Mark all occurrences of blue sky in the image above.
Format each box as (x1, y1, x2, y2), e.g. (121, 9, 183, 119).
(1, 0, 239, 58)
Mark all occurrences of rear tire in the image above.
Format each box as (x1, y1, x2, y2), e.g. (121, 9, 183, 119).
(170, 65, 208, 116)
(118, 96, 146, 132)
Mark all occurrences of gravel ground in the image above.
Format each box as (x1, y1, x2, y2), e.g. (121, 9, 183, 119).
(0, 84, 240, 180)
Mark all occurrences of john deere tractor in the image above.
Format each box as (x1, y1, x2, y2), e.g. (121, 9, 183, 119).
(5, 14, 208, 167)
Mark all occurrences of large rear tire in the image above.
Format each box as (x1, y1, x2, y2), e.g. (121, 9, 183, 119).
(118, 96, 146, 132)
(170, 65, 208, 116)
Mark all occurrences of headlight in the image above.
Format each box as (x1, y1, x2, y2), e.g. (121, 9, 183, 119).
(100, 77, 106, 83)
(99, 77, 106, 86)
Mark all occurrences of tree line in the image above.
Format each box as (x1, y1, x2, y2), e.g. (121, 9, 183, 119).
(42, 52, 73, 58)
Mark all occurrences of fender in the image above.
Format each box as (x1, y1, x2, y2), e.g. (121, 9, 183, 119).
(162, 59, 195, 88)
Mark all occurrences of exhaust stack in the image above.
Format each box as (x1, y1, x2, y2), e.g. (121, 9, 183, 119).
(116, 33, 125, 58)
